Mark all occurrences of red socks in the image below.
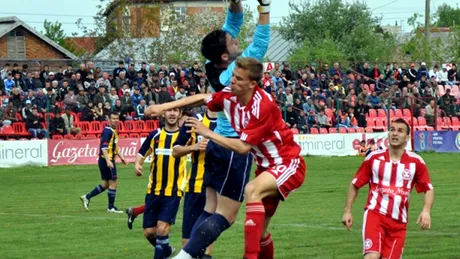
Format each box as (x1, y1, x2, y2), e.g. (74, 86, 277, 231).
(244, 202, 265, 259)
(132, 204, 145, 217)
(258, 233, 274, 259)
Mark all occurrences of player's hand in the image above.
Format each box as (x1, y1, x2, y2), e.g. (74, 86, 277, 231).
(194, 138, 209, 151)
(342, 212, 353, 231)
(257, 0, 271, 5)
(121, 158, 129, 165)
(145, 104, 165, 117)
(185, 118, 212, 138)
(416, 211, 431, 230)
(107, 160, 114, 169)
(135, 163, 143, 176)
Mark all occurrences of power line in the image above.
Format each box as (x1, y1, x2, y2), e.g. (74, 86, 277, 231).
(0, 12, 94, 18)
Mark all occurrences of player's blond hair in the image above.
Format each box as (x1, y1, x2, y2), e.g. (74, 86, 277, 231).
(236, 57, 263, 82)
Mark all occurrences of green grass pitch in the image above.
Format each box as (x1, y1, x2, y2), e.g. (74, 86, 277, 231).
(0, 153, 459, 259)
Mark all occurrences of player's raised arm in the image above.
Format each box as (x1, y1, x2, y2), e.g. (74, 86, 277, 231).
(219, 0, 271, 86)
(222, 0, 244, 39)
(144, 94, 211, 117)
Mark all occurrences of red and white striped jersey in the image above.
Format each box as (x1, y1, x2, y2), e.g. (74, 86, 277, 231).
(352, 149, 433, 223)
(206, 86, 301, 169)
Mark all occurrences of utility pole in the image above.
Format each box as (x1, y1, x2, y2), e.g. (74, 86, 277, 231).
(425, 0, 430, 38)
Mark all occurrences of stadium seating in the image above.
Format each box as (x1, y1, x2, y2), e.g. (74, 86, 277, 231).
(338, 127, 347, 133)
(319, 128, 328, 134)
(329, 128, 338, 133)
(347, 128, 356, 133)
(450, 117, 460, 130)
(310, 128, 319, 134)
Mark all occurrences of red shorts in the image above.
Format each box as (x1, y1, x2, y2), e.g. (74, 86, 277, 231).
(363, 209, 407, 259)
(255, 157, 306, 217)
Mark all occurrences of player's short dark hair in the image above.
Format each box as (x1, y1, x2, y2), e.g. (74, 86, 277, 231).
(236, 57, 263, 82)
(201, 29, 228, 65)
(392, 118, 410, 135)
(109, 111, 120, 118)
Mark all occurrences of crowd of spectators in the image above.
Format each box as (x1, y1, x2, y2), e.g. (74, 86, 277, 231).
(1, 60, 460, 138)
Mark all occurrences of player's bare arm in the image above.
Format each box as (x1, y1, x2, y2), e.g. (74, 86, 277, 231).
(342, 183, 360, 231)
(134, 154, 145, 176)
(102, 149, 114, 169)
(172, 139, 208, 158)
(229, 0, 243, 13)
(417, 189, 434, 230)
(117, 152, 128, 165)
(185, 117, 251, 155)
(144, 94, 211, 117)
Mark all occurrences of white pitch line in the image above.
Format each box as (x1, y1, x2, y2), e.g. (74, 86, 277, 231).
(0, 212, 457, 237)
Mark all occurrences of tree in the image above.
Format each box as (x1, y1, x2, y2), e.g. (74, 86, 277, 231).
(279, 0, 395, 64)
(448, 25, 460, 60)
(434, 4, 460, 27)
(42, 20, 86, 57)
(78, 0, 255, 64)
(399, 13, 445, 63)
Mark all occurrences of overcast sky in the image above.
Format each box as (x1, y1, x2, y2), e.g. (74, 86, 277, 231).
(4, 0, 459, 36)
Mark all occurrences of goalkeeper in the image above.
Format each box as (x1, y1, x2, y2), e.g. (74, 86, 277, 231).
(166, 0, 272, 258)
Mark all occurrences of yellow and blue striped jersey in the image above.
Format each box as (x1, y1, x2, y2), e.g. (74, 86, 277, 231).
(138, 128, 185, 197)
(174, 112, 217, 193)
(99, 126, 118, 161)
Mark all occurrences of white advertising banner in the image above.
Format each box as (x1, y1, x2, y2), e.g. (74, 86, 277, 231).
(294, 132, 412, 156)
(0, 140, 48, 167)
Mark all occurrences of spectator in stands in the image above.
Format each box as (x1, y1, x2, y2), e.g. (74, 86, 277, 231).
(3, 101, 18, 124)
(23, 90, 35, 107)
(9, 88, 22, 108)
(113, 61, 127, 79)
(303, 98, 316, 114)
(136, 99, 147, 120)
(306, 110, 317, 129)
(76, 64, 88, 82)
(76, 87, 89, 109)
(175, 86, 187, 100)
(114, 71, 128, 90)
(93, 102, 105, 122)
(64, 88, 78, 112)
(147, 72, 160, 89)
(96, 72, 111, 90)
(4, 72, 14, 94)
(269, 63, 280, 76)
(23, 72, 35, 92)
(296, 110, 308, 134)
(26, 107, 48, 139)
(13, 72, 24, 90)
(439, 89, 456, 117)
(424, 100, 436, 126)
(417, 62, 428, 80)
(31, 72, 43, 89)
(22, 100, 33, 119)
(62, 107, 81, 134)
(317, 110, 331, 129)
(285, 87, 294, 105)
(167, 79, 179, 97)
(131, 88, 143, 107)
(439, 66, 448, 85)
(109, 88, 119, 106)
(368, 91, 382, 109)
(81, 101, 95, 121)
(49, 109, 65, 136)
(354, 99, 368, 128)
(408, 64, 417, 83)
(94, 85, 110, 105)
(285, 104, 297, 129)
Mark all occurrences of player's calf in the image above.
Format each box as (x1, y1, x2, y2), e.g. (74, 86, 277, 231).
(144, 227, 158, 247)
(154, 221, 174, 259)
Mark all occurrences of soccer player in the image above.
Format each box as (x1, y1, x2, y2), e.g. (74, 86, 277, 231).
(172, 110, 217, 259)
(342, 118, 434, 259)
(146, 58, 307, 259)
(125, 110, 194, 230)
(146, 0, 272, 258)
(80, 112, 127, 213)
(133, 108, 185, 259)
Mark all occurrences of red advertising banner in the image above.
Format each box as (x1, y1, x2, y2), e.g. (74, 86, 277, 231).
(48, 138, 141, 166)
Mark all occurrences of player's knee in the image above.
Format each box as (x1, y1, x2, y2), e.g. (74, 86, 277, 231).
(244, 181, 262, 201)
(143, 228, 157, 239)
(156, 222, 171, 236)
(109, 180, 118, 189)
(364, 252, 380, 259)
(100, 181, 109, 189)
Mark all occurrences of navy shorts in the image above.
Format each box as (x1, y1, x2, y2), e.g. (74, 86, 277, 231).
(98, 158, 117, 180)
(204, 140, 252, 202)
(143, 194, 181, 229)
(182, 191, 206, 239)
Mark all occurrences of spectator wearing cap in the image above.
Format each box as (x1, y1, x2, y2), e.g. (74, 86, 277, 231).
(22, 99, 33, 119)
(94, 85, 111, 106)
(121, 89, 134, 114)
(417, 62, 428, 80)
(133, 71, 147, 90)
(281, 63, 293, 81)
(49, 109, 65, 136)
(26, 107, 48, 139)
(175, 85, 187, 100)
(126, 64, 136, 81)
(96, 72, 111, 90)
(284, 104, 297, 128)
(64, 88, 78, 112)
(113, 61, 127, 79)
(77, 87, 89, 108)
